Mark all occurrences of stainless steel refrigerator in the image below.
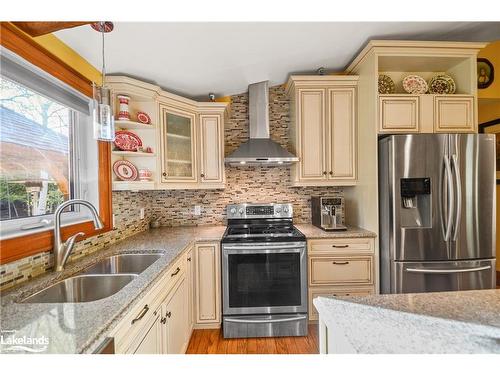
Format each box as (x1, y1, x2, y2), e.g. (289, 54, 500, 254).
(379, 134, 496, 294)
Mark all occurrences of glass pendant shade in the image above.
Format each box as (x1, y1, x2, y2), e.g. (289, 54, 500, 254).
(91, 83, 115, 141)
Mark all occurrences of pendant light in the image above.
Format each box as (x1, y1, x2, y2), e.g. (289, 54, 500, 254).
(90, 21, 115, 141)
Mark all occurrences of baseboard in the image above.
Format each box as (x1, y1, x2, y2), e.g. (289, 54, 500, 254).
(193, 322, 221, 329)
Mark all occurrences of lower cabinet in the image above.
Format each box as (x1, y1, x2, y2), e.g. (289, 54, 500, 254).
(132, 306, 163, 354)
(195, 242, 221, 325)
(112, 241, 220, 354)
(307, 237, 376, 321)
(162, 277, 188, 354)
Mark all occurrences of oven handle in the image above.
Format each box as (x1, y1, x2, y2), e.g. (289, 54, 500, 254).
(224, 316, 307, 324)
(223, 242, 306, 251)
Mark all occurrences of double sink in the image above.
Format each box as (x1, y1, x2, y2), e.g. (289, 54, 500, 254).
(22, 253, 163, 304)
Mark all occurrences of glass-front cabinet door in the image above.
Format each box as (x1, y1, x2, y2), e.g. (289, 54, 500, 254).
(160, 106, 197, 182)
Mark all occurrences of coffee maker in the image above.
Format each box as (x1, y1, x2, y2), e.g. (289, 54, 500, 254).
(311, 196, 347, 231)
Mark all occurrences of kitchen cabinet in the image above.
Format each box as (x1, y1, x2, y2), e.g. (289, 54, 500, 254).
(107, 76, 228, 191)
(378, 94, 476, 134)
(186, 246, 194, 332)
(160, 105, 198, 183)
(195, 242, 221, 325)
(286, 76, 358, 186)
(434, 96, 474, 132)
(162, 277, 189, 354)
(379, 95, 420, 133)
(199, 113, 225, 185)
(307, 237, 376, 321)
(131, 306, 163, 354)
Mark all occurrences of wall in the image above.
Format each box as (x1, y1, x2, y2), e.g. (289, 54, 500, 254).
(478, 41, 500, 100)
(149, 85, 343, 226)
(0, 84, 343, 290)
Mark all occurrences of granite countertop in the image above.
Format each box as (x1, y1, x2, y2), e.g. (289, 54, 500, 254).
(295, 224, 376, 239)
(314, 289, 500, 354)
(0, 226, 226, 354)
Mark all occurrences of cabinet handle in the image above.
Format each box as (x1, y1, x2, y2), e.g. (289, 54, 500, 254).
(332, 244, 349, 248)
(162, 172, 167, 177)
(187, 257, 191, 262)
(322, 171, 327, 175)
(171, 267, 180, 277)
(165, 311, 172, 318)
(131, 304, 149, 324)
(161, 317, 167, 324)
(329, 171, 333, 175)
(200, 173, 205, 178)
(332, 261, 350, 265)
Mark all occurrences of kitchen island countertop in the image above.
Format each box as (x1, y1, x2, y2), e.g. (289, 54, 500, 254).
(313, 289, 500, 354)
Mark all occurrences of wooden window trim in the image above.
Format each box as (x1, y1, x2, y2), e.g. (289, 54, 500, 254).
(0, 22, 113, 264)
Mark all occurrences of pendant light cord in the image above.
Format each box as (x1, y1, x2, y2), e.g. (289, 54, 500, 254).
(101, 21, 106, 87)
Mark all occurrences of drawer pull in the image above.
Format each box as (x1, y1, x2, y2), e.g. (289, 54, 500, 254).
(171, 267, 180, 277)
(131, 304, 149, 324)
(332, 244, 349, 248)
(332, 261, 350, 265)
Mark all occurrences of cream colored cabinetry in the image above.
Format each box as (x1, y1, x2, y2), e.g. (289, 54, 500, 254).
(286, 76, 358, 186)
(186, 246, 194, 332)
(162, 277, 188, 354)
(160, 105, 198, 183)
(199, 114, 224, 184)
(195, 242, 221, 326)
(379, 94, 475, 134)
(132, 306, 163, 354)
(107, 76, 228, 191)
(307, 237, 376, 321)
(434, 96, 474, 132)
(158, 102, 227, 189)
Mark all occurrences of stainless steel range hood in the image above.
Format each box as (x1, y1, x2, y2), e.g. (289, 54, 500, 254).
(225, 81, 299, 166)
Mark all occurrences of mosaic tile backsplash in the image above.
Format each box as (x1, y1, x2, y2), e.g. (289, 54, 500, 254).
(0, 84, 343, 291)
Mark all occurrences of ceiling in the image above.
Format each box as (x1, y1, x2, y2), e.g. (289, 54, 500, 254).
(55, 22, 500, 100)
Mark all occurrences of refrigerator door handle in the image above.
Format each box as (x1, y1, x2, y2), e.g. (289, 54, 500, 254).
(451, 153, 462, 241)
(443, 155, 454, 242)
(406, 265, 491, 274)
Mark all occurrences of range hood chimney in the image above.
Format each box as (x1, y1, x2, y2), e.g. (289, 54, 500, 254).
(225, 81, 299, 166)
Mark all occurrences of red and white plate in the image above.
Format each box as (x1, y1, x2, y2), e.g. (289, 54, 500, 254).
(113, 160, 139, 181)
(114, 130, 142, 151)
(136, 111, 152, 124)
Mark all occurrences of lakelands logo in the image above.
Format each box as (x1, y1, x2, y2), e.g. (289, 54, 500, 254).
(0, 330, 49, 353)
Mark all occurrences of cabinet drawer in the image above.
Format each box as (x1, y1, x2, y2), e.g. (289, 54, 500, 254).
(309, 256, 373, 285)
(308, 286, 374, 320)
(379, 95, 419, 133)
(309, 238, 374, 255)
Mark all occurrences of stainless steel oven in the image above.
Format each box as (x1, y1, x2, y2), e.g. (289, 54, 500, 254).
(221, 203, 308, 338)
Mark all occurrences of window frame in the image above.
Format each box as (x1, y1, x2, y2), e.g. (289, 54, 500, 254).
(0, 22, 112, 264)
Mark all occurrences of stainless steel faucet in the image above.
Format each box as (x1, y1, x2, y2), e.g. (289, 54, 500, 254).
(53, 199, 104, 271)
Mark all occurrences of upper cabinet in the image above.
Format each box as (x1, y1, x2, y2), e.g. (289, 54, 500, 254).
(286, 76, 358, 186)
(107, 76, 229, 191)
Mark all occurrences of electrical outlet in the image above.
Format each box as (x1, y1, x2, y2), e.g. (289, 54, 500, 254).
(193, 205, 201, 216)
(112, 214, 116, 229)
(140, 208, 145, 220)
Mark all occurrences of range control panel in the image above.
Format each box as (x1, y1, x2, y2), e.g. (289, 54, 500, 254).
(227, 203, 293, 219)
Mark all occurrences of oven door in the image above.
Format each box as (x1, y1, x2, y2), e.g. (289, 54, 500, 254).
(222, 242, 307, 315)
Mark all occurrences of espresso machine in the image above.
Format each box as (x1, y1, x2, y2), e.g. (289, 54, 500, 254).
(311, 196, 347, 231)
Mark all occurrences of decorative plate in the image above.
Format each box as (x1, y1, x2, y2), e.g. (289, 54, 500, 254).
(113, 160, 138, 181)
(402, 75, 428, 94)
(429, 74, 456, 94)
(378, 75, 395, 94)
(136, 111, 152, 124)
(114, 130, 142, 151)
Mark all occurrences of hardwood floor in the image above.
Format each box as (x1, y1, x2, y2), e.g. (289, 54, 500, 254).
(186, 324, 319, 354)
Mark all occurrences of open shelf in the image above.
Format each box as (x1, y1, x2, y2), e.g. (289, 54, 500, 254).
(115, 120, 155, 129)
(112, 180, 155, 191)
(112, 150, 156, 157)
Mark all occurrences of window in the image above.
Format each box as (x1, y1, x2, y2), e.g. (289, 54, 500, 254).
(0, 49, 99, 240)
